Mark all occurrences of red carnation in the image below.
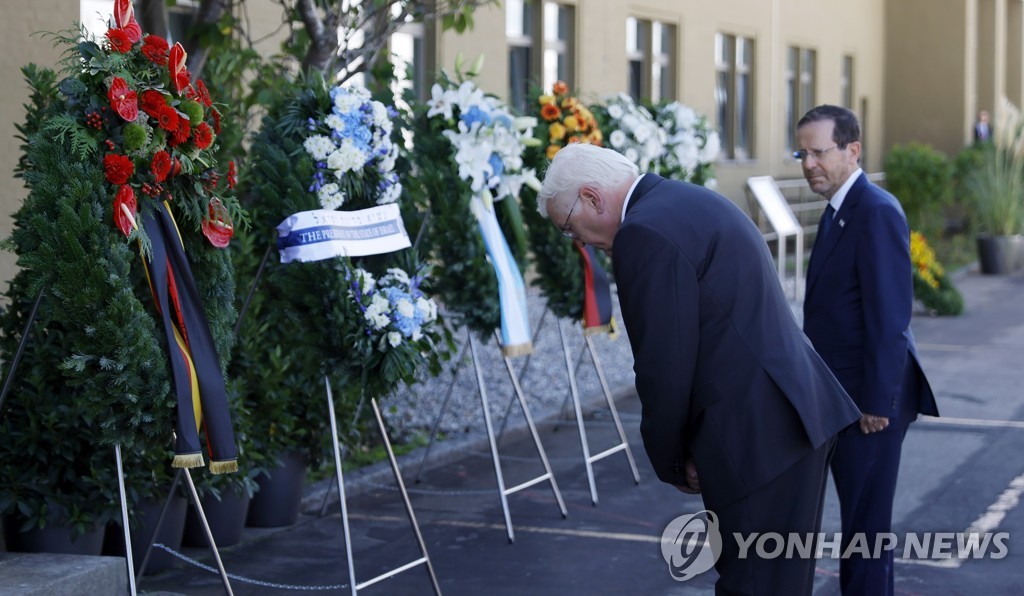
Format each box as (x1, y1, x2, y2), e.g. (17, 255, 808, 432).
(168, 117, 191, 147)
(227, 160, 237, 190)
(169, 43, 190, 94)
(187, 80, 213, 108)
(151, 150, 172, 183)
(105, 28, 132, 53)
(141, 35, 169, 66)
(107, 77, 138, 122)
(156, 104, 179, 132)
(140, 89, 166, 118)
(210, 108, 222, 135)
(201, 198, 234, 248)
(103, 153, 134, 185)
(113, 185, 137, 238)
(193, 122, 214, 150)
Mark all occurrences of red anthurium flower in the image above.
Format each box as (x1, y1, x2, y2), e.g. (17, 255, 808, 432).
(113, 185, 137, 237)
(105, 28, 132, 53)
(141, 35, 169, 66)
(151, 150, 172, 183)
(107, 77, 138, 122)
(103, 153, 134, 185)
(171, 157, 182, 177)
(169, 43, 190, 94)
(193, 122, 214, 150)
(113, 0, 142, 43)
(201, 198, 234, 248)
(227, 160, 237, 190)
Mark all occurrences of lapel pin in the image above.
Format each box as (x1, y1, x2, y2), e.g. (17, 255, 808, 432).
(838, 219, 846, 228)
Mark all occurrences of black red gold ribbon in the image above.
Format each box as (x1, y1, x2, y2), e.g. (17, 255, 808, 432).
(576, 244, 615, 336)
(141, 200, 238, 474)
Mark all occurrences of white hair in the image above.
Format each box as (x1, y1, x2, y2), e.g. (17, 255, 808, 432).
(537, 143, 639, 218)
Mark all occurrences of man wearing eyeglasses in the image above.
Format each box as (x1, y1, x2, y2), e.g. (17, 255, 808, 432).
(797, 105, 938, 596)
(537, 142, 861, 594)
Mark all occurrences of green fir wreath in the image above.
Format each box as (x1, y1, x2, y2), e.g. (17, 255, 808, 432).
(236, 73, 451, 464)
(402, 64, 537, 338)
(0, 15, 242, 529)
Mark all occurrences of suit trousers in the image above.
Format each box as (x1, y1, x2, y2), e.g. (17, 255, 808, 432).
(712, 436, 837, 596)
(831, 421, 911, 596)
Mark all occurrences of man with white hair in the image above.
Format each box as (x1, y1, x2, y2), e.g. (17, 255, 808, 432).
(537, 143, 861, 594)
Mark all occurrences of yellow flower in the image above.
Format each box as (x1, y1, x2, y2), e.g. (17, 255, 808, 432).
(564, 115, 580, 132)
(546, 144, 560, 160)
(539, 94, 556, 106)
(549, 121, 567, 142)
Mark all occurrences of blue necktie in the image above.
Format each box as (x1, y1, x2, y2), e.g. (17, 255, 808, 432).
(819, 204, 836, 238)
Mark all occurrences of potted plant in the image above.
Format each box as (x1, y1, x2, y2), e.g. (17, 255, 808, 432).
(969, 98, 1024, 274)
(0, 1, 246, 553)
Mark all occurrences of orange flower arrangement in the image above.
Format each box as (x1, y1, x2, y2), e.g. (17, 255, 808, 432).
(536, 80, 602, 160)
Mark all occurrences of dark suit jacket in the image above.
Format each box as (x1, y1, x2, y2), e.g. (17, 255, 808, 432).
(612, 174, 861, 508)
(803, 173, 938, 423)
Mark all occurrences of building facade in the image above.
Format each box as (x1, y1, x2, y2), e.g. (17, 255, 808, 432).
(0, 0, 1019, 285)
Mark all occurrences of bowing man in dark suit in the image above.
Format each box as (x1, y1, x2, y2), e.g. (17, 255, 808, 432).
(537, 143, 861, 595)
(797, 105, 939, 596)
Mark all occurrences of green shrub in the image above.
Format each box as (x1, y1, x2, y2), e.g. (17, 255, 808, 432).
(884, 142, 953, 238)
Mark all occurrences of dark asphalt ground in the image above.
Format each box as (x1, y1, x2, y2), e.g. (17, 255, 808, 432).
(139, 267, 1024, 595)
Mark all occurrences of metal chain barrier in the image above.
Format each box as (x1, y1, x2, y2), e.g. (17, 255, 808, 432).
(152, 543, 349, 591)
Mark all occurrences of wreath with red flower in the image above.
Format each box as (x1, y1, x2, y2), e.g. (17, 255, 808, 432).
(1, 0, 245, 465)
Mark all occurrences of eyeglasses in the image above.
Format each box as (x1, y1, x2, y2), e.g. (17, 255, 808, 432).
(560, 193, 583, 239)
(793, 145, 839, 161)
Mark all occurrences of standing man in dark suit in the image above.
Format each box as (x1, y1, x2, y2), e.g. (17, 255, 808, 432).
(974, 110, 992, 143)
(797, 105, 939, 596)
(537, 143, 861, 594)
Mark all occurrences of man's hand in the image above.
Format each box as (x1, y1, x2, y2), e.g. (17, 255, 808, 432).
(674, 459, 701, 494)
(859, 413, 890, 434)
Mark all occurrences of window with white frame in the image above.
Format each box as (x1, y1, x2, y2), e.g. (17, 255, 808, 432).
(507, 1, 575, 112)
(785, 46, 817, 152)
(841, 54, 854, 109)
(715, 33, 755, 160)
(626, 17, 677, 103)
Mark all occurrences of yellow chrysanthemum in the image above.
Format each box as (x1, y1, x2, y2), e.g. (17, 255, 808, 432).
(546, 144, 560, 160)
(539, 94, 556, 106)
(564, 115, 580, 132)
(549, 121, 567, 142)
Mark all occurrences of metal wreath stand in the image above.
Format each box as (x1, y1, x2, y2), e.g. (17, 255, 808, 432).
(0, 287, 233, 596)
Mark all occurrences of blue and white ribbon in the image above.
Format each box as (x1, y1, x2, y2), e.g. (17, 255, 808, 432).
(276, 204, 410, 263)
(471, 195, 533, 356)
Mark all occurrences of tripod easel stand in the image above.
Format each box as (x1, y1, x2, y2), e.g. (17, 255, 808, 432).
(324, 376, 442, 595)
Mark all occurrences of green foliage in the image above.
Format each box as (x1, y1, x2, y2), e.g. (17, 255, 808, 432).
(913, 272, 964, 316)
(883, 142, 953, 238)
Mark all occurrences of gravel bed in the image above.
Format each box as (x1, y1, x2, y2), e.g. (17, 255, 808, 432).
(380, 285, 637, 442)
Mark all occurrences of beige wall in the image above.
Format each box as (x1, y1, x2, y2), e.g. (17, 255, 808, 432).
(0, 0, 77, 288)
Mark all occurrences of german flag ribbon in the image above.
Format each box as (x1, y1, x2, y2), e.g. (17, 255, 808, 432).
(141, 201, 238, 474)
(576, 243, 615, 336)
